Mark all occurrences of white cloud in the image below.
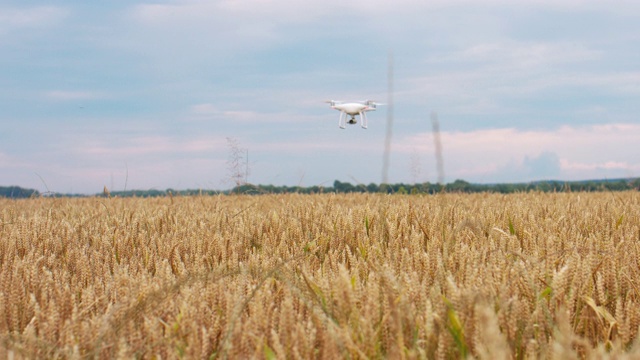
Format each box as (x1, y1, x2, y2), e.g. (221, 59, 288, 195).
(491, 72, 640, 97)
(77, 135, 225, 157)
(561, 159, 640, 172)
(131, 0, 417, 24)
(45, 90, 106, 101)
(401, 38, 638, 117)
(186, 103, 223, 121)
(398, 122, 640, 182)
(203, 0, 640, 17)
(190, 103, 219, 116)
(127, 2, 283, 51)
(0, 6, 68, 37)
(451, 41, 601, 68)
(188, 103, 258, 122)
(252, 139, 359, 152)
(186, 102, 315, 124)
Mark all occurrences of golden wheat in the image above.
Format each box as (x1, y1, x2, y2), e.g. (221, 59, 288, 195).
(1, 192, 639, 359)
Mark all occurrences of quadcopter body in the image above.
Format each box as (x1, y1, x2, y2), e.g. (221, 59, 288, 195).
(326, 100, 381, 129)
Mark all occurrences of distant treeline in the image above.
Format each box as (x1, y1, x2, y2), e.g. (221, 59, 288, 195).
(231, 178, 640, 195)
(0, 186, 40, 198)
(2, 178, 639, 198)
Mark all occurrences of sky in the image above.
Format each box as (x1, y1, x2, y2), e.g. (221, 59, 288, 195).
(1, 0, 639, 194)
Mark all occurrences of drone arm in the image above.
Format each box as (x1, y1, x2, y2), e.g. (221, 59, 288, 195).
(365, 100, 380, 111)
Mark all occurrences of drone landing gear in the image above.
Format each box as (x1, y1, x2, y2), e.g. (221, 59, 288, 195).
(360, 111, 367, 129)
(339, 112, 346, 129)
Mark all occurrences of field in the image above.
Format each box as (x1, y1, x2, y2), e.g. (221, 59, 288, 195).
(1, 192, 640, 359)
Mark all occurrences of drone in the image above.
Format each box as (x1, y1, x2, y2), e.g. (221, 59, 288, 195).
(325, 100, 381, 129)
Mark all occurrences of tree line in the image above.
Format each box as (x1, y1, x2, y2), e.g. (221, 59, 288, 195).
(0, 186, 40, 198)
(232, 178, 640, 195)
(2, 178, 639, 199)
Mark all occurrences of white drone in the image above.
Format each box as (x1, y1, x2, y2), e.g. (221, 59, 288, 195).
(325, 100, 381, 129)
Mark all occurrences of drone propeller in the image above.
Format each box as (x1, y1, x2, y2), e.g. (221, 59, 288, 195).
(364, 100, 384, 110)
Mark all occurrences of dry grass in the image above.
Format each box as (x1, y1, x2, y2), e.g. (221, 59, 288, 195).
(1, 192, 640, 359)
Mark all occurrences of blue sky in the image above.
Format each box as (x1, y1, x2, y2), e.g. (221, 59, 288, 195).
(1, 1, 639, 194)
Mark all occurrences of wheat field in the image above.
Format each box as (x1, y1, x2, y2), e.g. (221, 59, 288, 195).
(1, 192, 640, 359)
